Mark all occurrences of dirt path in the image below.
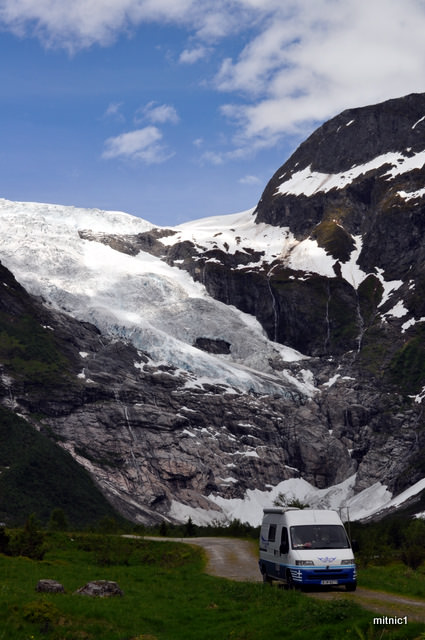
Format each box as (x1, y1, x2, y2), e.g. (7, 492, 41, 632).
(145, 536, 425, 623)
(144, 536, 259, 581)
(182, 536, 260, 582)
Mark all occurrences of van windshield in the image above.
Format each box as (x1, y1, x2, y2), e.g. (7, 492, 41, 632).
(290, 525, 350, 550)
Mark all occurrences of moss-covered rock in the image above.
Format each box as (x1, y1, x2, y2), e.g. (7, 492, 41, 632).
(389, 324, 425, 394)
(311, 219, 355, 262)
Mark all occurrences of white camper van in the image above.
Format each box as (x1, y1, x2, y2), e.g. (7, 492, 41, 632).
(259, 508, 356, 590)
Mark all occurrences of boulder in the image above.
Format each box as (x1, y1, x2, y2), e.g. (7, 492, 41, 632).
(36, 579, 65, 593)
(75, 580, 124, 597)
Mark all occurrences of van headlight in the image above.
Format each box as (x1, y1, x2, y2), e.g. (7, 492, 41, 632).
(295, 560, 314, 566)
(340, 559, 354, 565)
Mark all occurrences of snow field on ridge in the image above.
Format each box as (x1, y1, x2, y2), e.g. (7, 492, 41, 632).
(168, 205, 404, 317)
(276, 149, 425, 198)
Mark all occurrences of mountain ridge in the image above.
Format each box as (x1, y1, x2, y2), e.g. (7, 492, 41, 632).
(1, 92, 425, 526)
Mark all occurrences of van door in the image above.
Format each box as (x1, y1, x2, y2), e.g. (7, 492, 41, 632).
(259, 521, 279, 581)
(268, 523, 279, 578)
(277, 526, 290, 580)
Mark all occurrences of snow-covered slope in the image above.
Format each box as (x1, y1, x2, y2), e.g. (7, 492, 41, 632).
(158, 201, 406, 312)
(161, 207, 349, 279)
(0, 198, 310, 397)
(276, 149, 425, 198)
(172, 474, 425, 526)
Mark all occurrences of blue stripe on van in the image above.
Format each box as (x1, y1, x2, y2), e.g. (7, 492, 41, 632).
(259, 559, 356, 585)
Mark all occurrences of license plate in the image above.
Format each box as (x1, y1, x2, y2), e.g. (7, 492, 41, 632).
(321, 580, 338, 585)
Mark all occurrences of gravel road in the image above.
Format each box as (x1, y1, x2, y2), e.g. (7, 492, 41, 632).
(145, 536, 425, 623)
(182, 536, 260, 582)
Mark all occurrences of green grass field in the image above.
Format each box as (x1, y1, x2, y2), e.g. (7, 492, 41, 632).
(1, 533, 425, 640)
(358, 563, 425, 600)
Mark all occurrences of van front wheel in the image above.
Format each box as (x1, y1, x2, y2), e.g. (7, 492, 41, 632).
(345, 582, 357, 592)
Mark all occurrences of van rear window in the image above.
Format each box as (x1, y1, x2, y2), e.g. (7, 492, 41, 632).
(290, 525, 350, 549)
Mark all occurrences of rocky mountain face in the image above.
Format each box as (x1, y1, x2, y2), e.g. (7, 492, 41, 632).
(138, 94, 425, 361)
(0, 258, 355, 524)
(254, 93, 425, 355)
(1, 92, 425, 525)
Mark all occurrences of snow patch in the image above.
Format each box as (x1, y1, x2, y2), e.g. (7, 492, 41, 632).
(375, 269, 403, 307)
(412, 115, 425, 129)
(171, 474, 425, 526)
(411, 386, 425, 404)
(340, 236, 367, 289)
(276, 150, 425, 198)
(323, 374, 340, 388)
(383, 300, 409, 319)
(398, 187, 425, 201)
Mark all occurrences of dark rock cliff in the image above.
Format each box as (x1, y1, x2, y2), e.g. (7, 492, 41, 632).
(131, 93, 425, 366)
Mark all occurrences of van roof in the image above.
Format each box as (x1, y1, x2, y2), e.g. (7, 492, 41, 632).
(262, 508, 343, 525)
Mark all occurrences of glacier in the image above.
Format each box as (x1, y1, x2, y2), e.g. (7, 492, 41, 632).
(0, 199, 312, 397)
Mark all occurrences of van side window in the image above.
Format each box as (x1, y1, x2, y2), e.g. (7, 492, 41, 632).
(280, 527, 289, 554)
(268, 524, 276, 542)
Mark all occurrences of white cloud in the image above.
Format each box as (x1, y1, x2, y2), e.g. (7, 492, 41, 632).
(102, 126, 174, 163)
(104, 102, 125, 121)
(0, 0, 202, 50)
(239, 174, 261, 185)
(201, 150, 224, 165)
(179, 45, 209, 64)
(215, 0, 425, 148)
(3, 0, 425, 153)
(136, 101, 180, 124)
(0, 0, 247, 50)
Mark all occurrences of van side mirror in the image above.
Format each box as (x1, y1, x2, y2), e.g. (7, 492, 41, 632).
(280, 542, 289, 554)
(351, 539, 359, 553)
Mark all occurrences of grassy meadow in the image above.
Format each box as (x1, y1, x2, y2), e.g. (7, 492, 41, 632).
(1, 532, 425, 640)
(358, 563, 425, 600)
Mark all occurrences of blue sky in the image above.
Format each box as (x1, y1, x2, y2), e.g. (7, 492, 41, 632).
(1, 0, 425, 227)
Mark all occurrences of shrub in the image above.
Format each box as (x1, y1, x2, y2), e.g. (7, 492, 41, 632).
(48, 507, 69, 532)
(401, 519, 425, 570)
(22, 599, 60, 633)
(273, 493, 309, 509)
(184, 516, 197, 537)
(0, 525, 10, 554)
(9, 513, 46, 560)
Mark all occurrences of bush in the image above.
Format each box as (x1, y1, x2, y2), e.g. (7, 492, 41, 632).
(9, 513, 46, 560)
(48, 507, 69, 532)
(184, 517, 197, 537)
(0, 525, 10, 554)
(401, 519, 425, 570)
(22, 599, 60, 633)
(401, 545, 425, 571)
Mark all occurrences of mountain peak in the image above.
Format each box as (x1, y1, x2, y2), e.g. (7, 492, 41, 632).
(284, 92, 425, 176)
